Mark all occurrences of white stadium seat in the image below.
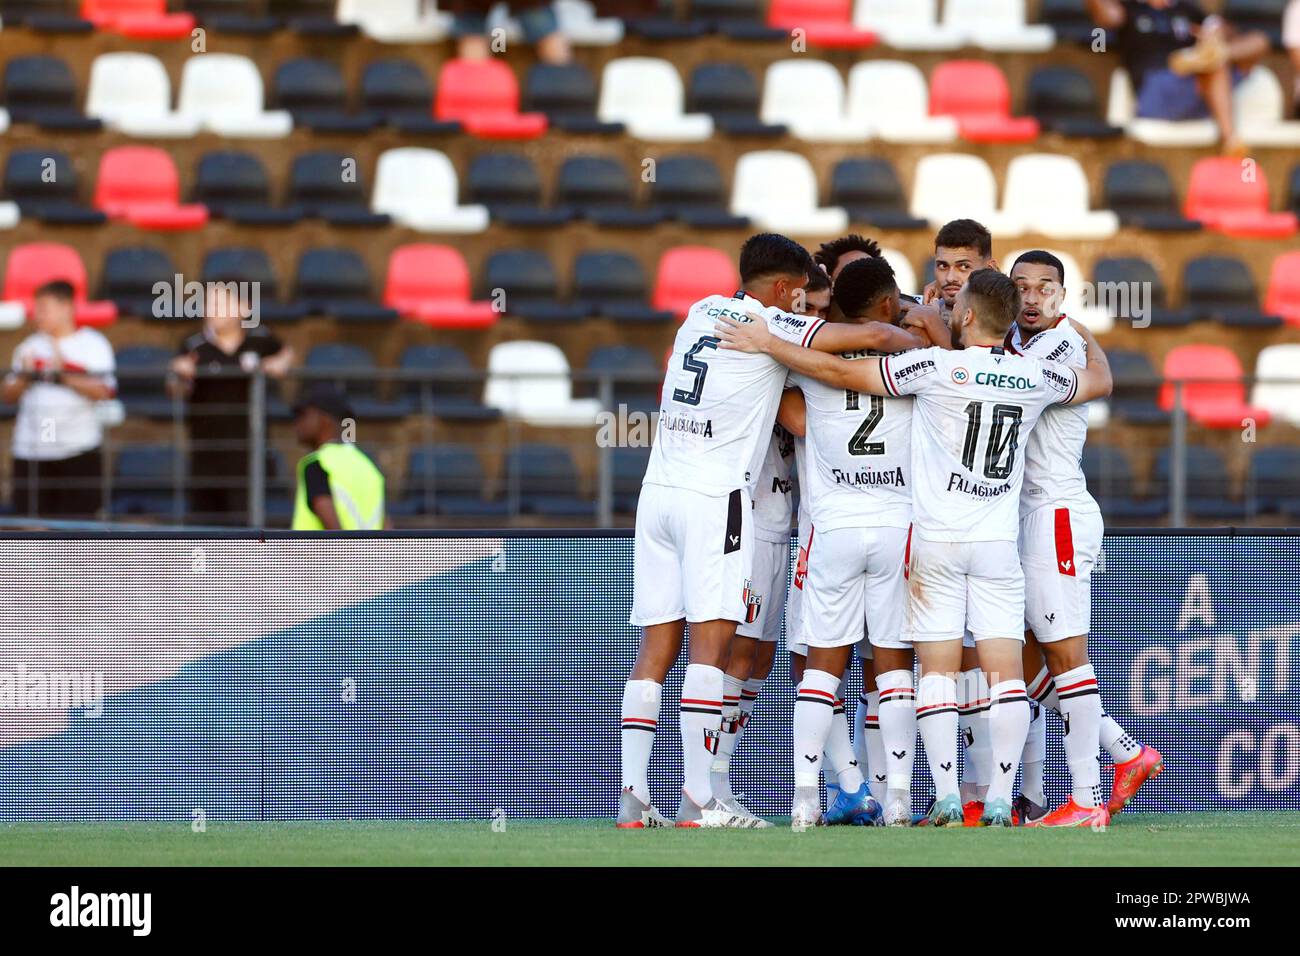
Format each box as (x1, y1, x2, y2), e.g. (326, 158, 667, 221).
(1087, 400, 1111, 430)
(846, 61, 958, 144)
(0, 108, 9, 135)
(484, 341, 602, 427)
(336, 0, 451, 42)
(910, 153, 1023, 235)
(178, 54, 293, 139)
(942, 0, 1055, 53)
(853, 0, 964, 51)
(730, 151, 848, 236)
(554, 0, 624, 45)
(1004, 247, 1114, 333)
(1107, 69, 1218, 147)
(371, 148, 490, 234)
(598, 58, 713, 142)
(0, 201, 18, 230)
(1000, 154, 1119, 240)
(880, 248, 917, 296)
(1233, 66, 1300, 148)
(86, 53, 200, 138)
(761, 60, 867, 143)
(1251, 344, 1300, 427)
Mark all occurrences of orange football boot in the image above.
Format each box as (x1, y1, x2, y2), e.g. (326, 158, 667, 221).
(1108, 745, 1164, 816)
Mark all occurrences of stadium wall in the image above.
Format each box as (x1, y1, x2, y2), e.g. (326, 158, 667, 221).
(0, 530, 1296, 822)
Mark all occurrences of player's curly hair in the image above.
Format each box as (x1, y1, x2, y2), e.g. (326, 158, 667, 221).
(813, 234, 882, 274)
(961, 268, 1021, 336)
(832, 256, 897, 320)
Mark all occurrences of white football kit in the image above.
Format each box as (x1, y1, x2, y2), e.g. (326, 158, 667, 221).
(795, 354, 913, 651)
(632, 293, 826, 627)
(736, 424, 796, 643)
(880, 345, 1079, 642)
(1008, 320, 1104, 642)
(784, 435, 811, 657)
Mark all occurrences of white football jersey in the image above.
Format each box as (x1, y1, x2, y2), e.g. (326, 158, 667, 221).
(643, 293, 826, 498)
(881, 344, 1079, 542)
(750, 423, 796, 542)
(1007, 319, 1100, 516)
(794, 351, 912, 533)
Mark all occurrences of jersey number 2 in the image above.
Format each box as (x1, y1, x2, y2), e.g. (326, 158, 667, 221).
(672, 335, 719, 406)
(845, 390, 885, 456)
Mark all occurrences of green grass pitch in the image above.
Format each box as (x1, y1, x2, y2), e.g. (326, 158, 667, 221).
(1, 813, 1297, 866)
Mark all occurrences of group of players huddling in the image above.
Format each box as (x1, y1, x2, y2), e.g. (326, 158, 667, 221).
(618, 220, 1164, 829)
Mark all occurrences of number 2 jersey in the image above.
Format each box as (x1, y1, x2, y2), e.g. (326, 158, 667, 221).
(881, 345, 1079, 542)
(643, 293, 826, 498)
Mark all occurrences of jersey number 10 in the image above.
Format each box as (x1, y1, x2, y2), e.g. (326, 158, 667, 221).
(961, 401, 1023, 479)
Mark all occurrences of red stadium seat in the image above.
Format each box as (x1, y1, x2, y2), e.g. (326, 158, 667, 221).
(93, 147, 209, 231)
(766, 0, 877, 49)
(384, 244, 497, 330)
(1158, 344, 1272, 429)
(435, 59, 548, 140)
(929, 60, 1040, 143)
(3, 243, 118, 327)
(82, 0, 195, 39)
(1184, 157, 1299, 239)
(1264, 251, 1300, 327)
(652, 246, 739, 320)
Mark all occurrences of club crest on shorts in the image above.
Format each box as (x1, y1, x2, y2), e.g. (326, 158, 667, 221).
(742, 579, 762, 624)
(704, 727, 720, 755)
(794, 545, 808, 590)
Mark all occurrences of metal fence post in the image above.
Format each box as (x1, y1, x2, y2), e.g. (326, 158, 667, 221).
(1170, 380, 1187, 527)
(248, 367, 266, 528)
(597, 374, 614, 528)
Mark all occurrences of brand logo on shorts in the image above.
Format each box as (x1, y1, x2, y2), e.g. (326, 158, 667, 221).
(1045, 613, 1056, 624)
(952, 367, 969, 385)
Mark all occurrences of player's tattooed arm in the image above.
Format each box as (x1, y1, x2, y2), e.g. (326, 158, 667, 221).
(714, 314, 888, 395)
(810, 321, 927, 355)
(778, 387, 806, 437)
(1065, 319, 1113, 405)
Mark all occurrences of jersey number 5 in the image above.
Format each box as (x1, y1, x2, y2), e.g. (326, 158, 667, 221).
(845, 390, 885, 456)
(961, 401, 1023, 479)
(672, 335, 719, 407)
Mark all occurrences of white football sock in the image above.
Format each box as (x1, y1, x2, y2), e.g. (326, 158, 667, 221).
(863, 690, 886, 804)
(709, 674, 745, 804)
(877, 669, 916, 800)
(959, 668, 991, 803)
(1022, 702, 1047, 807)
(986, 679, 1030, 806)
(680, 664, 724, 807)
(827, 687, 865, 793)
(621, 679, 662, 805)
(1028, 665, 1062, 712)
(1056, 663, 1103, 808)
(1100, 711, 1142, 763)
(917, 673, 959, 799)
(793, 669, 840, 788)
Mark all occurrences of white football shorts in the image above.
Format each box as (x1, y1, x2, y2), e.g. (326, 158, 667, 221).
(904, 534, 1026, 644)
(800, 525, 910, 650)
(1020, 504, 1103, 642)
(784, 522, 812, 657)
(736, 535, 790, 642)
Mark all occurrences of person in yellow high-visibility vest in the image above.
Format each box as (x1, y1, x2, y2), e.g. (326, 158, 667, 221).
(291, 386, 387, 531)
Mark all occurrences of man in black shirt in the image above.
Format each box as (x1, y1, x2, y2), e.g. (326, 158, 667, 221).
(168, 286, 294, 525)
(1088, 0, 1270, 153)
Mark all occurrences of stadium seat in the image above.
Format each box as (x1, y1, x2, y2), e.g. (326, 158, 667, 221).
(178, 54, 293, 138)
(290, 150, 391, 227)
(484, 250, 586, 322)
(371, 148, 488, 233)
(1041, 0, 1101, 44)
(1000, 154, 1119, 239)
(111, 444, 180, 518)
(86, 53, 200, 138)
(555, 0, 624, 45)
(761, 60, 865, 142)
(336, 0, 450, 41)
(653, 246, 739, 319)
(1081, 445, 1166, 520)
(272, 0, 356, 35)
(1184, 157, 1298, 239)
(1106, 348, 1171, 425)
(93, 147, 208, 230)
(574, 252, 672, 323)
(1103, 160, 1201, 231)
(394, 445, 506, 518)
(1225, 0, 1289, 46)
(612, 446, 652, 513)
(629, 0, 717, 39)
(295, 248, 399, 324)
(101, 246, 176, 318)
(523, 63, 623, 134)
(202, 247, 307, 323)
(730, 150, 848, 235)
(1, 0, 92, 29)
(1250, 344, 1300, 428)
(845, 61, 958, 143)
(397, 349, 500, 423)
(3, 149, 104, 225)
(272, 58, 378, 134)
(767, 0, 876, 48)
(1093, 256, 1189, 329)
(1264, 250, 1300, 327)
(360, 59, 459, 135)
(114, 345, 174, 420)
(1182, 256, 1280, 328)
(556, 155, 663, 228)
(1233, 65, 1300, 147)
(504, 444, 596, 518)
(929, 61, 1040, 143)
(194, 151, 301, 226)
(1004, 247, 1112, 332)
(940, 0, 1054, 52)
(585, 345, 661, 411)
(484, 341, 602, 426)
(910, 153, 1020, 233)
(1, 243, 117, 328)
(82, 0, 195, 38)
(1246, 447, 1300, 518)
(302, 343, 409, 420)
(830, 159, 927, 230)
(183, 0, 277, 33)
(1152, 446, 1248, 520)
(852, 0, 963, 50)
(1159, 344, 1273, 429)
(1107, 69, 1218, 146)
(435, 58, 548, 140)
(1026, 66, 1123, 138)
(467, 153, 569, 228)
(649, 155, 750, 229)
(879, 248, 918, 297)
(3, 55, 102, 129)
(598, 57, 713, 142)
(384, 244, 497, 330)
(689, 62, 784, 136)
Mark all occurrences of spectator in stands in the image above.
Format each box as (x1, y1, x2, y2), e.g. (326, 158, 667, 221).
(1286, 1, 1300, 116)
(1087, 0, 1271, 154)
(168, 285, 294, 526)
(291, 386, 387, 531)
(454, 1, 571, 65)
(2, 280, 116, 521)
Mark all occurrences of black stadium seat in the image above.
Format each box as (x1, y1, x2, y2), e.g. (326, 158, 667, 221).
(467, 153, 572, 228)
(687, 62, 784, 136)
(273, 58, 377, 134)
(574, 252, 672, 323)
(1104, 160, 1200, 231)
(112, 444, 181, 518)
(1081, 446, 1166, 521)
(556, 155, 664, 228)
(1181, 256, 1279, 328)
(2, 56, 101, 129)
(483, 249, 587, 323)
(182, 0, 278, 33)
(295, 248, 400, 324)
(585, 345, 661, 411)
(626, 0, 711, 39)
(194, 151, 302, 226)
(831, 158, 928, 231)
(505, 444, 595, 518)
(648, 154, 749, 229)
(302, 343, 409, 421)
(700, 0, 787, 39)
(1093, 256, 1189, 328)
(1247, 448, 1300, 516)
(395, 445, 508, 518)
(114, 345, 175, 421)
(1041, 0, 1104, 45)
(269, 0, 356, 36)
(360, 59, 460, 135)
(397, 345, 499, 422)
(202, 247, 309, 324)
(612, 446, 652, 513)
(1152, 446, 1247, 520)
(101, 247, 178, 319)
(0, 0, 91, 31)
(288, 151, 390, 227)
(1224, 0, 1288, 48)
(523, 63, 623, 134)
(1287, 163, 1300, 216)
(3, 148, 105, 224)
(1105, 348, 1171, 426)
(1025, 67, 1123, 138)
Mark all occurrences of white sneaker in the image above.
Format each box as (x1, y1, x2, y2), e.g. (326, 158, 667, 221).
(883, 799, 911, 827)
(677, 794, 747, 828)
(718, 797, 773, 829)
(791, 787, 822, 831)
(616, 789, 669, 829)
